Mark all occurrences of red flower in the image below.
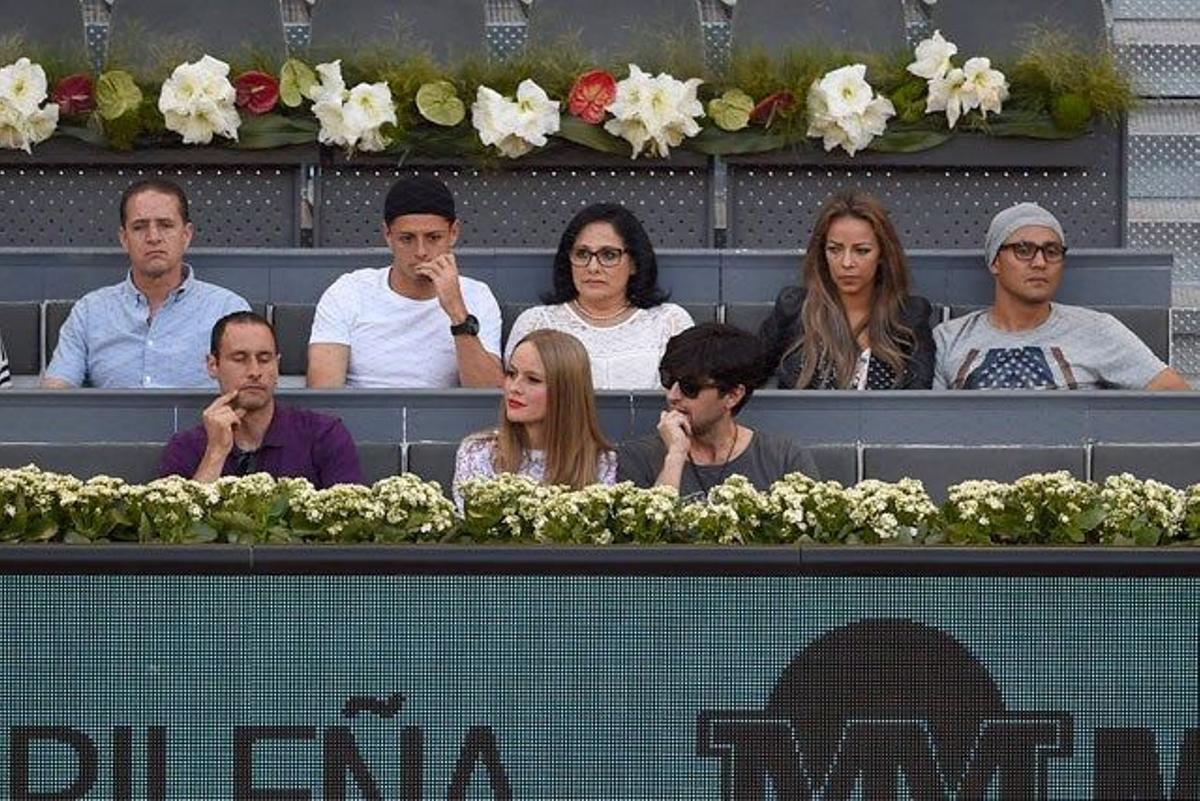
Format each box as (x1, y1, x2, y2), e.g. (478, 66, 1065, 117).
(52, 74, 95, 117)
(233, 70, 280, 116)
(567, 70, 617, 125)
(750, 91, 795, 127)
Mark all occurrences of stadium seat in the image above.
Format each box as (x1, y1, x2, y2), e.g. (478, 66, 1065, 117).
(527, 0, 701, 60)
(309, 0, 485, 62)
(861, 445, 1087, 503)
(405, 441, 459, 497)
(1091, 444, 1200, 489)
(357, 443, 403, 484)
(807, 444, 858, 487)
(681, 303, 720, 325)
(501, 303, 532, 353)
(0, 302, 40, 376)
(107, 0, 286, 69)
(270, 303, 316, 376)
(723, 302, 774, 335)
(0, 443, 164, 483)
(43, 300, 75, 365)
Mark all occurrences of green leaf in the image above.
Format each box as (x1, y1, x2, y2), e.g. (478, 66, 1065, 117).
(235, 114, 319, 149)
(867, 129, 952, 153)
(95, 70, 142, 121)
(686, 125, 794, 155)
(279, 59, 317, 108)
(415, 80, 466, 127)
(554, 116, 630, 155)
(707, 89, 755, 132)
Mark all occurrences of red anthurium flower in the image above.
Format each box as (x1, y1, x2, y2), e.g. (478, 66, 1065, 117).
(233, 70, 280, 116)
(567, 69, 617, 125)
(750, 91, 795, 127)
(52, 74, 95, 117)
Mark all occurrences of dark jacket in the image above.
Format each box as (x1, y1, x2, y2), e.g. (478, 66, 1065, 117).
(758, 286, 935, 389)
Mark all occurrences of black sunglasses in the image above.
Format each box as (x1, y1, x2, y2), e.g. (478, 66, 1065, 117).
(660, 369, 720, 398)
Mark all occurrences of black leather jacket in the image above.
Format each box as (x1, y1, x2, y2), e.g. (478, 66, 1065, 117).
(759, 286, 936, 389)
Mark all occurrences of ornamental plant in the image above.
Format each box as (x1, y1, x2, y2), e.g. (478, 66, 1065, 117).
(305, 60, 396, 153)
(805, 64, 895, 156)
(122, 477, 219, 543)
(0, 57, 59, 153)
(907, 30, 1009, 129)
(762, 472, 852, 543)
(530, 484, 614, 544)
(1096, 473, 1184, 546)
(232, 70, 280, 116)
(566, 69, 616, 125)
(938, 479, 1015, 545)
(603, 64, 704, 158)
(471, 79, 560, 158)
(0, 465, 71, 541)
(287, 482, 386, 542)
(58, 475, 133, 542)
(459, 473, 555, 541)
(679, 475, 772, 544)
(843, 478, 937, 543)
(158, 55, 241, 144)
(372, 474, 458, 542)
(1181, 484, 1200, 543)
(51, 73, 94, 117)
(606, 482, 682, 543)
(1007, 471, 1103, 544)
(207, 473, 297, 544)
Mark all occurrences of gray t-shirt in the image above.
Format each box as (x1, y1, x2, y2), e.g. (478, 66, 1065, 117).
(933, 304, 1166, 390)
(617, 430, 820, 498)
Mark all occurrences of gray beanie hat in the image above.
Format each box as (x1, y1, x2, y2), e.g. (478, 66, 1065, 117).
(984, 202, 1065, 267)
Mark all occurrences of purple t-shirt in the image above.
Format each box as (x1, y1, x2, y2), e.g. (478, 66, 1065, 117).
(159, 404, 364, 488)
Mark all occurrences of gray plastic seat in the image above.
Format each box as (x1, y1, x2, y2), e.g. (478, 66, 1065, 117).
(0, 1, 90, 63)
(43, 300, 75, 366)
(270, 303, 316, 376)
(107, 0, 285, 70)
(732, 0, 905, 56)
(0, 302, 40, 375)
(357, 443, 403, 484)
(807, 444, 857, 486)
(309, 0, 485, 63)
(723, 302, 775, 335)
(0, 443, 164, 483)
(681, 303, 719, 325)
(862, 445, 1086, 503)
(527, 0, 701, 60)
(405, 441, 459, 498)
(1092, 444, 1200, 489)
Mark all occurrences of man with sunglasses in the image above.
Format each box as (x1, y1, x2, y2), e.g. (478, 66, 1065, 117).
(617, 323, 819, 497)
(933, 203, 1189, 390)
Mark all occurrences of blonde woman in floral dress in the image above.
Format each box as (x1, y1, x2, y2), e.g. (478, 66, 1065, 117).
(452, 329, 617, 510)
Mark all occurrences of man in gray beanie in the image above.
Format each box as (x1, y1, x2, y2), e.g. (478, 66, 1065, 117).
(307, 176, 503, 388)
(932, 202, 1188, 390)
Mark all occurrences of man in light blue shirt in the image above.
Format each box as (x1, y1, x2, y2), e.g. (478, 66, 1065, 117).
(42, 179, 249, 388)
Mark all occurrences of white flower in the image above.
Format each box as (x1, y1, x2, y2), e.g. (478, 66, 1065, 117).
(158, 54, 240, 144)
(471, 79, 559, 158)
(925, 66, 970, 128)
(962, 57, 1009, 118)
(0, 58, 58, 153)
(806, 64, 895, 156)
(604, 64, 704, 159)
(907, 30, 958, 81)
(306, 60, 396, 152)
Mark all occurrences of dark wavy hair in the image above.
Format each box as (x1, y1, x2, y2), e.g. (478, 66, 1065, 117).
(660, 323, 768, 415)
(120, 178, 190, 226)
(544, 203, 669, 308)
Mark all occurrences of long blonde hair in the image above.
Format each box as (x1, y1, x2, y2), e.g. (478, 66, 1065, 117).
(494, 329, 610, 488)
(791, 190, 915, 388)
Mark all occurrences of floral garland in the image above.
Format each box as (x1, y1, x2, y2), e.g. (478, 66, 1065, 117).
(3, 466, 1198, 547)
(0, 26, 1130, 159)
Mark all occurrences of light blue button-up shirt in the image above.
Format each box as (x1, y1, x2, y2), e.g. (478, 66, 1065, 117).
(45, 266, 250, 388)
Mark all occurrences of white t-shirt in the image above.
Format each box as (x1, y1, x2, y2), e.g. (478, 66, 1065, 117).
(310, 266, 502, 388)
(505, 302, 694, 390)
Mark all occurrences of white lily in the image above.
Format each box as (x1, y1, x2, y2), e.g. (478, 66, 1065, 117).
(604, 64, 703, 158)
(471, 79, 559, 158)
(0, 57, 48, 116)
(925, 66, 970, 128)
(158, 54, 240, 144)
(963, 56, 1009, 118)
(806, 64, 894, 156)
(814, 64, 874, 117)
(907, 30, 958, 81)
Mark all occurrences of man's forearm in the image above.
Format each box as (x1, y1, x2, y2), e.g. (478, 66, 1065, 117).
(455, 338, 503, 387)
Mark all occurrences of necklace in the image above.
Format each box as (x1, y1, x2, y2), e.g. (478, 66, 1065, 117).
(686, 427, 739, 496)
(573, 299, 631, 322)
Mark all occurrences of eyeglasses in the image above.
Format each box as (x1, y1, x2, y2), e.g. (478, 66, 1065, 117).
(569, 247, 627, 269)
(999, 241, 1068, 263)
(660, 369, 720, 398)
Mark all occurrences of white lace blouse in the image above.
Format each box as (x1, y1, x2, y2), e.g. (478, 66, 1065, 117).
(451, 434, 619, 510)
(504, 302, 694, 390)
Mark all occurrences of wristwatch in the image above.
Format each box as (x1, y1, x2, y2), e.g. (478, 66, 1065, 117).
(450, 314, 480, 336)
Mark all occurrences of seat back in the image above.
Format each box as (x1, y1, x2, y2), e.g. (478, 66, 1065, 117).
(1092, 443, 1200, 489)
(0, 443, 164, 483)
(357, 443, 403, 484)
(862, 445, 1087, 503)
(0, 302, 41, 376)
(271, 303, 316, 376)
(405, 441, 459, 498)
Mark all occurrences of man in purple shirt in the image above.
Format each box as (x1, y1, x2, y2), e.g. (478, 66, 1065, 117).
(160, 311, 364, 487)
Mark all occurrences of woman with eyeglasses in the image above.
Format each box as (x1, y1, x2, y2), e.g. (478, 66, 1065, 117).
(759, 190, 935, 390)
(504, 203, 694, 389)
(453, 329, 617, 510)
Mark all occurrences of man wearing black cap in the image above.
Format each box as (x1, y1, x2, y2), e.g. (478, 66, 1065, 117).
(307, 176, 504, 388)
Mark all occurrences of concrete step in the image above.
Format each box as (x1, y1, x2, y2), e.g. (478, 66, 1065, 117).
(1113, 0, 1200, 20)
(1127, 101, 1200, 197)
(1115, 20, 1200, 96)
(1130, 199, 1200, 283)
